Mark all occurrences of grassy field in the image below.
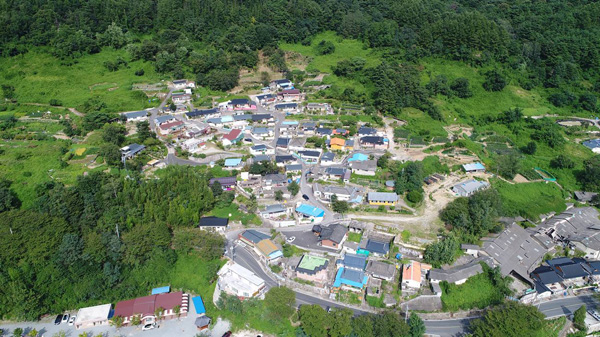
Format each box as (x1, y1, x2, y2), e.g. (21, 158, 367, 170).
(347, 232, 362, 243)
(441, 272, 504, 311)
(492, 179, 567, 220)
(210, 203, 261, 226)
(0, 48, 165, 112)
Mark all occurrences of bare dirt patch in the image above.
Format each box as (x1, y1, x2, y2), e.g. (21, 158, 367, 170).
(513, 174, 529, 183)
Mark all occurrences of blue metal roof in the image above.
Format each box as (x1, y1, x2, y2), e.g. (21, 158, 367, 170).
(295, 204, 325, 217)
(224, 158, 242, 167)
(333, 267, 368, 288)
(365, 239, 390, 255)
(341, 254, 367, 270)
(151, 286, 170, 295)
(348, 153, 369, 162)
(192, 296, 206, 315)
(583, 139, 600, 149)
(462, 162, 485, 171)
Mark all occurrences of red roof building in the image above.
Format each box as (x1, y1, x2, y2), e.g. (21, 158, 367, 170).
(113, 291, 189, 325)
(222, 129, 243, 146)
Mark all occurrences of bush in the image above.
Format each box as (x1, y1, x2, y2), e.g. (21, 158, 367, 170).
(135, 69, 145, 76)
(451, 78, 472, 98)
(407, 190, 424, 203)
(49, 99, 62, 106)
(315, 40, 335, 55)
(482, 70, 507, 92)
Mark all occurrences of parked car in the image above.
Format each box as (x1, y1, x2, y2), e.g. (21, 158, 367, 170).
(222, 332, 232, 337)
(286, 236, 296, 243)
(302, 194, 309, 200)
(54, 315, 63, 325)
(142, 323, 156, 331)
(61, 314, 69, 324)
(68, 315, 76, 326)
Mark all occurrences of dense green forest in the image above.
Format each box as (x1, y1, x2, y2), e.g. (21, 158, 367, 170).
(0, 166, 227, 319)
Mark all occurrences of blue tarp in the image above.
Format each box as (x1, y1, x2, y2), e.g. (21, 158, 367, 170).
(151, 286, 170, 295)
(192, 296, 206, 315)
(348, 153, 369, 162)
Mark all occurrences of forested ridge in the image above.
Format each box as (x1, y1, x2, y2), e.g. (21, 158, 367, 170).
(2, 0, 600, 90)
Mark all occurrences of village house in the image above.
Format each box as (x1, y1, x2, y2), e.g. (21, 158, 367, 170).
(120, 143, 145, 161)
(251, 127, 274, 140)
(256, 93, 277, 105)
(185, 108, 220, 120)
(316, 223, 348, 249)
(357, 126, 377, 137)
(429, 257, 493, 285)
(251, 113, 274, 124)
(74, 304, 112, 330)
(277, 89, 302, 102)
(285, 164, 303, 175)
(224, 158, 243, 170)
(275, 154, 297, 167)
(305, 103, 331, 114)
(262, 173, 288, 190)
(401, 261, 423, 290)
(158, 120, 185, 135)
(316, 128, 333, 136)
(276, 137, 291, 150)
(217, 261, 266, 299)
(297, 150, 321, 164)
(181, 138, 206, 154)
(225, 99, 256, 111)
(365, 260, 396, 281)
(256, 239, 283, 264)
(239, 230, 270, 247)
(250, 144, 275, 156)
(348, 153, 369, 162)
(171, 92, 191, 104)
(574, 191, 598, 203)
(332, 267, 368, 293)
(296, 204, 326, 224)
(367, 192, 398, 206)
(275, 103, 298, 112)
(260, 204, 291, 219)
(328, 137, 346, 151)
(121, 110, 148, 122)
(270, 79, 294, 90)
(452, 179, 490, 197)
(198, 216, 229, 234)
(359, 136, 388, 149)
(312, 183, 363, 205)
(462, 162, 486, 173)
(336, 253, 367, 271)
(296, 255, 330, 286)
(222, 129, 243, 146)
(349, 159, 377, 176)
(154, 115, 176, 126)
(113, 292, 189, 326)
(172, 79, 195, 89)
(320, 152, 336, 166)
(583, 139, 600, 153)
(209, 177, 237, 191)
(364, 238, 390, 257)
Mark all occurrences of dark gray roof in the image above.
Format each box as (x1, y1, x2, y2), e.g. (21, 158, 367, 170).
(276, 138, 290, 147)
(272, 79, 291, 84)
(286, 164, 303, 171)
(360, 136, 384, 145)
(298, 150, 320, 158)
(195, 316, 211, 327)
(321, 152, 335, 161)
(241, 229, 270, 244)
(253, 155, 271, 162)
(122, 110, 147, 119)
(252, 114, 272, 121)
(320, 224, 348, 244)
(121, 143, 145, 156)
(209, 176, 237, 186)
(199, 216, 229, 227)
(252, 144, 268, 151)
(429, 257, 493, 283)
(316, 128, 332, 135)
(230, 98, 251, 105)
(555, 263, 588, 279)
(325, 167, 347, 176)
(275, 103, 297, 110)
(276, 155, 295, 163)
(531, 266, 563, 284)
(365, 239, 390, 255)
(574, 191, 598, 202)
(341, 268, 366, 284)
(358, 126, 377, 136)
(483, 223, 546, 281)
(186, 108, 219, 118)
(339, 253, 367, 270)
(234, 114, 253, 121)
(365, 260, 396, 279)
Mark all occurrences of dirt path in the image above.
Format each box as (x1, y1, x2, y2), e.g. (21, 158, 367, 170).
(20, 102, 84, 117)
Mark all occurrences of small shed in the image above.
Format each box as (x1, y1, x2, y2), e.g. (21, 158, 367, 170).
(192, 296, 211, 330)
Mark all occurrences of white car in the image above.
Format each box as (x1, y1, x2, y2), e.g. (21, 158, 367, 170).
(61, 314, 69, 324)
(68, 315, 76, 326)
(286, 236, 296, 243)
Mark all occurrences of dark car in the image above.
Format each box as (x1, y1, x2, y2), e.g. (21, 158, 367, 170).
(302, 194, 309, 201)
(222, 332, 232, 337)
(54, 314, 63, 325)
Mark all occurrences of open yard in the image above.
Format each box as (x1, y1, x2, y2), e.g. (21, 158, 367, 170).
(492, 179, 567, 221)
(441, 272, 504, 312)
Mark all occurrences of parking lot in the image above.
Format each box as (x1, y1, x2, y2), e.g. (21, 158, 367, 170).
(280, 227, 334, 252)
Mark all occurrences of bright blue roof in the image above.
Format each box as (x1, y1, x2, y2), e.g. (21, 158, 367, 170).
(221, 115, 234, 123)
(151, 286, 170, 295)
(295, 204, 325, 217)
(348, 153, 369, 162)
(282, 121, 299, 125)
(333, 267, 368, 288)
(192, 296, 206, 315)
(462, 162, 485, 171)
(270, 250, 284, 259)
(224, 158, 242, 167)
